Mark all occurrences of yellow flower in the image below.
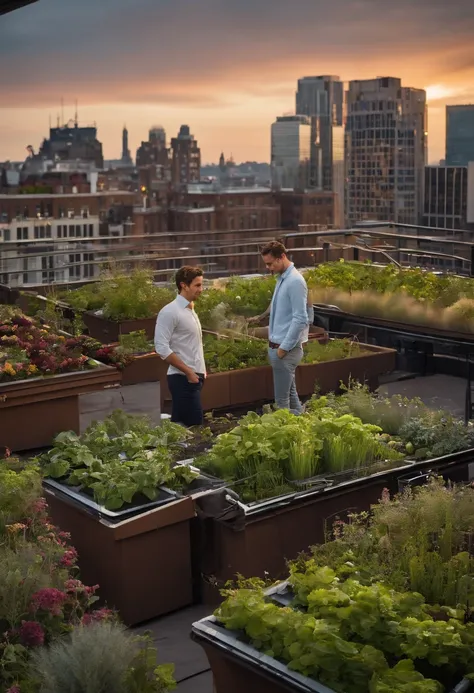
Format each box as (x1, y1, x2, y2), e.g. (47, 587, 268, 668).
(6, 523, 26, 533)
(27, 364, 39, 374)
(3, 362, 16, 375)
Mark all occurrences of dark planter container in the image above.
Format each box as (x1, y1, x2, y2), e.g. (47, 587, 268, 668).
(120, 352, 163, 386)
(192, 610, 473, 693)
(0, 284, 20, 306)
(193, 448, 474, 604)
(0, 364, 121, 452)
(296, 344, 396, 398)
(161, 345, 395, 413)
(44, 483, 195, 626)
(83, 312, 157, 343)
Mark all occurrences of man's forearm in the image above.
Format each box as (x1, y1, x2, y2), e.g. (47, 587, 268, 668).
(164, 352, 195, 376)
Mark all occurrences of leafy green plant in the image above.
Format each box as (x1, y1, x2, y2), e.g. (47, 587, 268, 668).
(215, 582, 449, 693)
(39, 413, 197, 510)
(117, 330, 153, 355)
(198, 407, 402, 502)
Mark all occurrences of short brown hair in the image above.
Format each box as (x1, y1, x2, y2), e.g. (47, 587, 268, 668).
(175, 265, 203, 291)
(260, 240, 287, 259)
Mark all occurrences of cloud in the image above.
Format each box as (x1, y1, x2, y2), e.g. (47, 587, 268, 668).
(1, 0, 473, 109)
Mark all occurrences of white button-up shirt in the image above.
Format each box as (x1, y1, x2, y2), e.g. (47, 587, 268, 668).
(154, 294, 206, 376)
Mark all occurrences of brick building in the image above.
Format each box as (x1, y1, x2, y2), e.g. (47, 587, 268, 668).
(170, 126, 201, 186)
(276, 190, 335, 229)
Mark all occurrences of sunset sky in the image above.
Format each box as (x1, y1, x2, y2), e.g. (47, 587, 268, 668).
(1, 0, 473, 166)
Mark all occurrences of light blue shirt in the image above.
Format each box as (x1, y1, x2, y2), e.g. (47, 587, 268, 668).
(269, 263, 308, 351)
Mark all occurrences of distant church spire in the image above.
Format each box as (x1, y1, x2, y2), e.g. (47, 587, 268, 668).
(121, 125, 132, 165)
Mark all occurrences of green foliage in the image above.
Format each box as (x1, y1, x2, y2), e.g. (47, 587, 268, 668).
(307, 479, 474, 612)
(214, 583, 448, 693)
(38, 412, 196, 510)
(31, 622, 176, 693)
(302, 339, 362, 364)
(203, 334, 268, 372)
(224, 275, 277, 316)
(0, 459, 42, 532)
(117, 330, 153, 355)
(199, 407, 402, 502)
(61, 269, 175, 321)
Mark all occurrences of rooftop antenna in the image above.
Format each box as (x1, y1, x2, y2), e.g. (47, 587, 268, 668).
(61, 98, 64, 127)
(74, 99, 78, 126)
(56, 113, 60, 127)
(49, 114, 51, 130)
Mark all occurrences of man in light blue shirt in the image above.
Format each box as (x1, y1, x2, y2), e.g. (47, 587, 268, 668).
(261, 241, 308, 414)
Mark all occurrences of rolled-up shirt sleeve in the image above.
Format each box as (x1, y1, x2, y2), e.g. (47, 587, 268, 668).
(154, 310, 175, 361)
(280, 279, 308, 352)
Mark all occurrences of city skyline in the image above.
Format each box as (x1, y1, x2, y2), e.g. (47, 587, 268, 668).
(1, 0, 473, 165)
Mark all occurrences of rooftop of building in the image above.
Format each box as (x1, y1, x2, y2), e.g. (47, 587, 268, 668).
(0, 191, 136, 200)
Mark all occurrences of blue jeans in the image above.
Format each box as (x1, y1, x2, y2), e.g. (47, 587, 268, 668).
(167, 373, 204, 427)
(268, 345, 303, 415)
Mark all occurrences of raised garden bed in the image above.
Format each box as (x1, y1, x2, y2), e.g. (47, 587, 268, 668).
(82, 311, 157, 343)
(0, 365, 120, 451)
(44, 482, 195, 625)
(160, 343, 396, 412)
(192, 579, 474, 693)
(192, 441, 474, 604)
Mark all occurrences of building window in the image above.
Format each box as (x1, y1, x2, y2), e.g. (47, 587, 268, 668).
(3, 229, 10, 242)
(69, 225, 75, 237)
(17, 227, 28, 240)
(46, 224, 52, 239)
(89, 224, 94, 236)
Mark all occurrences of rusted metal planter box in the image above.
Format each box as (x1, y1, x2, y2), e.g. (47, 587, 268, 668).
(44, 485, 195, 626)
(120, 352, 163, 386)
(83, 312, 157, 343)
(0, 364, 121, 452)
(161, 344, 395, 413)
(296, 344, 397, 398)
(193, 448, 474, 604)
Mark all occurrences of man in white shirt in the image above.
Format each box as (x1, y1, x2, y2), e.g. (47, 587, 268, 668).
(154, 266, 206, 427)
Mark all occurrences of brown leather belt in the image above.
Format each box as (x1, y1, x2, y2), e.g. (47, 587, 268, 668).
(268, 341, 280, 349)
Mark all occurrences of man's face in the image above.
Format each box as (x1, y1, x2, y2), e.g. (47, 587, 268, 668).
(182, 275, 204, 301)
(262, 253, 285, 274)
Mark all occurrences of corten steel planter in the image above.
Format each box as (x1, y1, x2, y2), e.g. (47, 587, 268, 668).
(0, 364, 121, 452)
(296, 344, 397, 398)
(161, 345, 395, 414)
(44, 486, 195, 626)
(193, 448, 474, 605)
(120, 352, 162, 386)
(83, 311, 157, 343)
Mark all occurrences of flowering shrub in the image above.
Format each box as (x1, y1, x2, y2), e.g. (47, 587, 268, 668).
(0, 315, 95, 383)
(0, 460, 109, 691)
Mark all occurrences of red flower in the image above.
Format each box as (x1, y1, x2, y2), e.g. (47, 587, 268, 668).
(60, 548, 78, 567)
(82, 608, 114, 625)
(19, 621, 45, 647)
(30, 588, 67, 616)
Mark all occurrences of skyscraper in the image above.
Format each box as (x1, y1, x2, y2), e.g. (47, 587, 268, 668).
(295, 75, 344, 226)
(170, 125, 201, 186)
(121, 125, 133, 165)
(345, 77, 427, 226)
(271, 115, 311, 191)
(446, 105, 474, 166)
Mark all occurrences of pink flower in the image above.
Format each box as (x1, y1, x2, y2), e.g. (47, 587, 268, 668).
(31, 498, 48, 514)
(19, 621, 45, 647)
(82, 608, 114, 625)
(60, 547, 78, 567)
(30, 588, 67, 616)
(380, 487, 391, 504)
(7, 686, 21, 693)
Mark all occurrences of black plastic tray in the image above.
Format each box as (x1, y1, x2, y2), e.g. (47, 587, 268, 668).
(43, 478, 179, 524)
